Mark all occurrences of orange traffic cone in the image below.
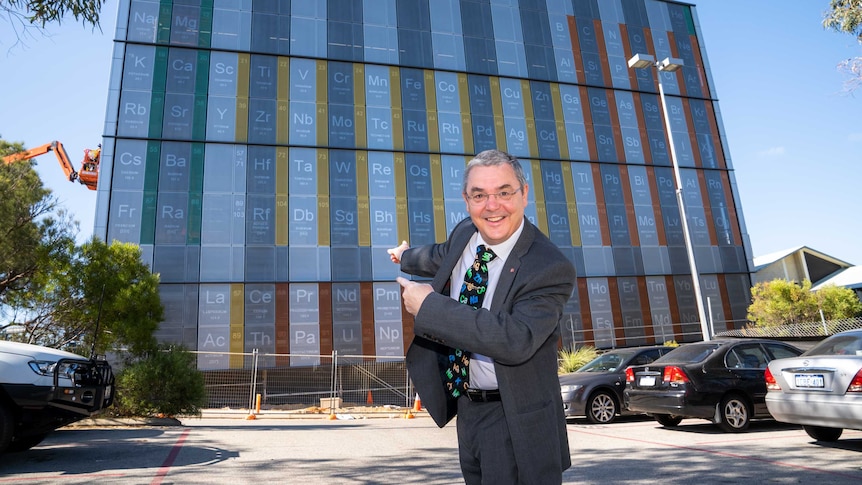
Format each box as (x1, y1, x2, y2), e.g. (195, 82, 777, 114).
(367, 390, 373, 405)
(413, 394, 422, 412)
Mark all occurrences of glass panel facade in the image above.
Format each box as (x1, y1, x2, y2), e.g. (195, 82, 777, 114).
(99, 0, 752, 368)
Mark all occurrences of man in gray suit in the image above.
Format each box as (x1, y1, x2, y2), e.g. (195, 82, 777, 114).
(390, 149, 577, 484)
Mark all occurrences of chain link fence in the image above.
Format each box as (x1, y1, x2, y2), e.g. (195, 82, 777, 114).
(192, 351, 415, 416)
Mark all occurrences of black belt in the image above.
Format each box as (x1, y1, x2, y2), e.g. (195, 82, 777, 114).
(464, 389, 501, 402)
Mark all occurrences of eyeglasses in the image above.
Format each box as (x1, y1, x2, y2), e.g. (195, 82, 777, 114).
(465, 187, 523, 205)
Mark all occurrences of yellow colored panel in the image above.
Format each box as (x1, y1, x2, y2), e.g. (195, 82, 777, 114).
(390, 67, 404, 150)
(458, 74, 474, 153)
(394, 152, 409, 243)
(229, 284, 244, 369)
(425, 70, 440, 151)
(430, 155, 446, 240)
(317, 149, 331, 246)
(489, 77, 507, 150)
(521, 80, 538, 158)
(277, 100, 289, 144)
(235, 54, 250, 143)
(551, 83, 569, 160)
(530, 162, 549, 236)
(276, 147, 289, 245)
(354, 63, 367, 148)
(560, 163, 581, 246)
(316, 61, 328, 145)
(357, 151, 371, 246)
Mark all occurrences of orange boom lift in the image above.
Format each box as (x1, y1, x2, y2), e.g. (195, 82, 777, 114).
(2, 141, 100, 191)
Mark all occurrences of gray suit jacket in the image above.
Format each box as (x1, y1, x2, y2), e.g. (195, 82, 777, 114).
(402, 217, 576, 483)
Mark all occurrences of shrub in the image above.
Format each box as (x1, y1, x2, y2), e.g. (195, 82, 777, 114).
(558, 346, 598, 374)
(112, 345, 207, 418)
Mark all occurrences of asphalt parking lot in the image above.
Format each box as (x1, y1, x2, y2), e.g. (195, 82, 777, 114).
(2, 411, 862, 484)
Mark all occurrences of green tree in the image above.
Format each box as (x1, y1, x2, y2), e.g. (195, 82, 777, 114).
(823, 0, 862, 92)
(0, 139, 76, 305)
(1, 0, 104, 27)
(747, 278, 862, 327)
(8, 238, 163, 356)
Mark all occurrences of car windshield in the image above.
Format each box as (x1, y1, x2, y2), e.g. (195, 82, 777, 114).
(805, 333, 862, 356)
(653, 342, 722, 364)
(577, 351, 631, 372)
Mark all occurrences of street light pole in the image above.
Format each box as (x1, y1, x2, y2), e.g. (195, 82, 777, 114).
(628, 54, 711, 341)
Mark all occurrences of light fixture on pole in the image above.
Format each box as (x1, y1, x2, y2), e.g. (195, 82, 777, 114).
(627, 53, 711, 342)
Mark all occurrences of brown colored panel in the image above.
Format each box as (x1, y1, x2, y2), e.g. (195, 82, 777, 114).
(360, 283, 376, 355)
(619, 24, 639, 87)
(590, 163, 611, 246)
(275, 283, 290, 365)
(318, 283, 333, 356)
(618, 166, 641, 247)
(718, 172, 743, 246)
(577, 279, 594, 344)
(567, 16, 586, 84)
(704, 102, 727, 169)
(646, 167, 668, 246)
(716, 274, 736, 334)
(637, 278, 658, 345)
(664, 275, 684, 340)
(696, 170, 718, 245)
(607, 278, 625, 342)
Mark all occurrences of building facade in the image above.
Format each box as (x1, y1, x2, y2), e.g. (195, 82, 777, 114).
(96, 0, 753, 369)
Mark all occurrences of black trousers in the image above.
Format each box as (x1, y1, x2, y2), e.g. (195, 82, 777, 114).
(456, 396, 519, 484)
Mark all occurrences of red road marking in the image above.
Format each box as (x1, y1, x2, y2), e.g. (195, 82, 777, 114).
(151, 429, 190, 485)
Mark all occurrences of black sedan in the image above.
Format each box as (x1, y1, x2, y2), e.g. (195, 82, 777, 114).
(560, 345, 673, 424)
(624, 338, 802, 432)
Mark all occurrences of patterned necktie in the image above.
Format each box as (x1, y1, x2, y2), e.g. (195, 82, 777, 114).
(445, 245, 497, 398)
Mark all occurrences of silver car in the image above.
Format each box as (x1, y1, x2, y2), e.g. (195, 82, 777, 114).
(765, 329, 862, 442)
(560, 345, 672, 424)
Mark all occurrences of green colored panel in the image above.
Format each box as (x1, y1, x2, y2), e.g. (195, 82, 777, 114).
(193, 95, 208, 140)
(187, 193, 202, 244)
(144, 142, 161, 192)
(140, 191, 158, 244)
(148, 92, 164, 138)
(189, 143, 205, 193)
(152, 47, 168, 92)
(157, 2, 172, 44)
(195, 51, 210, 92)
(198, 5, 213, 47)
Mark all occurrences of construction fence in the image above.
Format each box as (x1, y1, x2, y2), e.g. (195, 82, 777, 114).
(192, 350, 416, 415)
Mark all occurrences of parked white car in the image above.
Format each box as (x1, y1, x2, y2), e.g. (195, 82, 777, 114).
(765, 329, 862, 442)
(0, 341, 114, 453)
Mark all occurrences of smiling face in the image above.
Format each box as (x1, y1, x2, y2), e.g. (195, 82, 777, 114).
(463, 162, 529, 246)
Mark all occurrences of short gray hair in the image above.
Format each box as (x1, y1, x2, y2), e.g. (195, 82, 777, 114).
(462, 149, 528, 192)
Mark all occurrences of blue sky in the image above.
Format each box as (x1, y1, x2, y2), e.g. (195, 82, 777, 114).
(1, 2, 859, 265)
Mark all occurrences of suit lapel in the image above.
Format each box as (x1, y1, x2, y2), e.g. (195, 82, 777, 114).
(431, 220, 476, 293)
(490, 218, 535, 311)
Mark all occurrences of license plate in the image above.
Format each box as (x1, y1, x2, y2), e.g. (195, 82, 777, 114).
(639, 376, 656, 387)
(794, 374, 824, 388)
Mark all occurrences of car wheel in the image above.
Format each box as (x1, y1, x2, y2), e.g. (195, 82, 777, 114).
(7, 433, 49, 453)
(803, 425, 843, 442)
(716, 394, 750, 432)
(655, 414, 683, 427)
(0, 405, 14, 454)
(586, 391, 617, 424)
